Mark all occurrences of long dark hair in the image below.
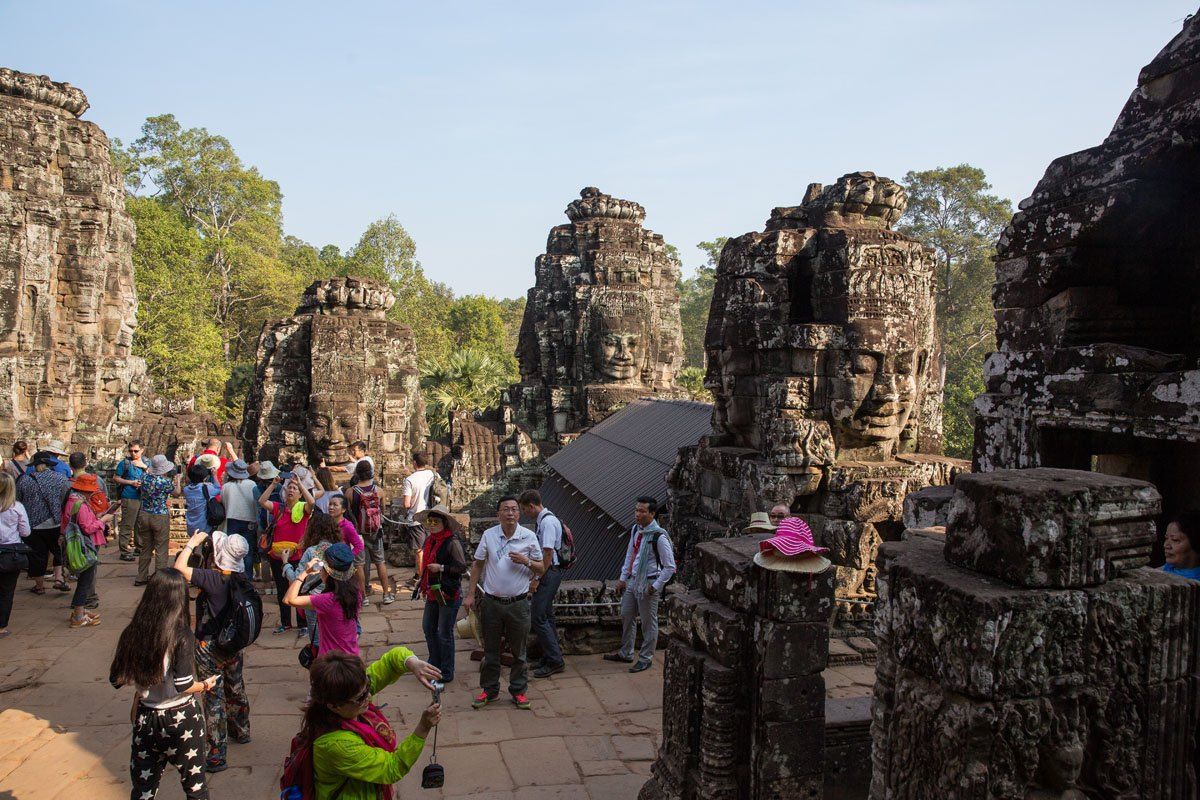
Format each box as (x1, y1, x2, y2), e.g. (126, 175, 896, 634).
(109, 569, 193, 689)
(300, 510, 341, 552)
(326, 573, 361, 623)
(301, 651, 368, 740)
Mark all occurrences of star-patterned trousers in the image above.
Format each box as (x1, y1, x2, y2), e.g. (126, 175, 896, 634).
(194, 638, 250, 764)
(130, 695, 209, 799)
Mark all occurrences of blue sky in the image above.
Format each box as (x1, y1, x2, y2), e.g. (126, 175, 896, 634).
(4, 1, 1196, 296)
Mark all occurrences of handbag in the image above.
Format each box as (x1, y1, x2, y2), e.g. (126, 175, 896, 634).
(0, 542, 31, 573)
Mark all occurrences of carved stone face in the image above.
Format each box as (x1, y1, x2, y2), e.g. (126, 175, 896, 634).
(828, 346, 924, 448)
(307, 403, 364, 464)
(595, 331, 642, 382)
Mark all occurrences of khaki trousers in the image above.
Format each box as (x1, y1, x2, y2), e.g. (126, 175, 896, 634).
(136, 512, 171, 582)
(118, 497, 141, 554)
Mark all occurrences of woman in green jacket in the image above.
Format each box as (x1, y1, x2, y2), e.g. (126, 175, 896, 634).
(305, 646, 441, 799)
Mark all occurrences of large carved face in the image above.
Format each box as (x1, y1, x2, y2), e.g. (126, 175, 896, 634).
(589, 299, 649, 384)
(307, 400, 364, 465)
(828, 343, 925, 448)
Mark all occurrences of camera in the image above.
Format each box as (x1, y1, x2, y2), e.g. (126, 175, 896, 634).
(421, 680, 446, 789)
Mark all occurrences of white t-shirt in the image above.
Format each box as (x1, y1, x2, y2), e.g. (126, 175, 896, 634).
(403, 468, 437, 518)
(536, 508, 563, 567)
(347, 456, 376, 481)
(221, 479, 258, 522)
(473, 524, 542, 598)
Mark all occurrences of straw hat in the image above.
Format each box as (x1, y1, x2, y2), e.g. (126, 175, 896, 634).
(743, 512, 777, 533)
(456, 608, 483, 642)
(197, 452, 221, 471)
(753, 517, 832, 574)
(256, 460, 280, 480)
(42, 439, 68, 456)
(753, 549, 832, 574)
(415, 504, 461, 534)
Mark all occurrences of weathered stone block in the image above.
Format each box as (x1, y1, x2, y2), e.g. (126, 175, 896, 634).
(755, 620, 828, 679)
(697, 535, 767, 612)
(945, 468, 1160, 588)
(755, 562, 836, 623)
(760, 674, 825, 723)
(693, 598, 750, 671)
(753, 718, 824, 781)
(902, 484, 955, 529)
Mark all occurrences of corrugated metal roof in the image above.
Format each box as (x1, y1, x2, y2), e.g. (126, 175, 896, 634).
(539, 398, 713, 581)
(538, 471, 630, 581)
(547, 398, 713, 526)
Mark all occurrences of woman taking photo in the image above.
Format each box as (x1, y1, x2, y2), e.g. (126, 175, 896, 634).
(284, 542, 362, 658)
(258, 475, 315, 633)
(0, 472, 31, 638)
(414, 505, 467, 683)
(109, 569, 219, 799)
(298, 648, 441, 799)
(328, 494, 367, 605)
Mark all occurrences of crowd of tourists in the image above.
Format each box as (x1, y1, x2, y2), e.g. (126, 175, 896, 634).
(0, 432, 695, 798)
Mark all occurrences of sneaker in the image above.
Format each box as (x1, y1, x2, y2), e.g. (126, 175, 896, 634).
(119, 553, 136, 562)
(361, 595, 370, 608)
(85, 598, 100, 610)
(629, 660, 652, 674)
(381, 592, 396, 605)
(272, 624, 292, 635)
(533, 662, 565, 679)
(296, 627, 309, 640)
(70, 613, 100, 629)
(472, 691, 498, 709)
(133, 580, 149, 587)
(602, 653, 634, 663)
(512, 693, 532, 710)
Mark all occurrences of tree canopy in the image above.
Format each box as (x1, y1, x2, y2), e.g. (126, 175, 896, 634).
(899, 165, 1012, 458)
(115, 114, 521, 427)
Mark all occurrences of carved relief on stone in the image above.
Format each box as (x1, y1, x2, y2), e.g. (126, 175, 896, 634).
(507, 188, 684, 444)
(242, 278, 426, 484)
(668, 172, 964, 625)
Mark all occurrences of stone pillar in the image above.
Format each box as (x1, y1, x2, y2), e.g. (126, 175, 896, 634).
(871, 468, 1199, 798)
(642, 535, 835, 800)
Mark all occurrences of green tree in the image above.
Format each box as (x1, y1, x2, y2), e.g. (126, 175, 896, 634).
(678, 366, 713, 402)
(898, 165, 1012, 458)
(678, 238, 727, 369)
(116, 114, 297, 365)
(126, 197, 229, 410)
(421, 348, 511, 436)
(497, 296, 526, 361)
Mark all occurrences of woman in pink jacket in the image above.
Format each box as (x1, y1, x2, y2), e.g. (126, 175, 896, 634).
(62, 473, 113, 628)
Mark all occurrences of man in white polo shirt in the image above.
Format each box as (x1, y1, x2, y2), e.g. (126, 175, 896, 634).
(463, 496, 545, 710)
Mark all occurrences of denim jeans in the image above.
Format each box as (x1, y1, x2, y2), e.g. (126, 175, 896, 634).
(530, 566, 564, 667)
(423, 597, 462, 681)
(71, 564, 97, 608)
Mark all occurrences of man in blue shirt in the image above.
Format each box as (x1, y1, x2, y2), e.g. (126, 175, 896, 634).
(112, 440, 148, 561)
(27, 440, 71, 478)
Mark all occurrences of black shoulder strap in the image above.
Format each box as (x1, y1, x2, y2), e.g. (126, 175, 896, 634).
(202, 484, 210, 503)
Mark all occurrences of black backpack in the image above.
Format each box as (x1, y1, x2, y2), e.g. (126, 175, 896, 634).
(214, 573, 263, 655)
(202, 484, 226, 528)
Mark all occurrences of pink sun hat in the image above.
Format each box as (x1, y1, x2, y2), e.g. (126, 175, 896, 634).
(760, 517, 828, 557)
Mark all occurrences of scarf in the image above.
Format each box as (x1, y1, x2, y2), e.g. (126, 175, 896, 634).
(630, 519, 666, 594)
(341, 703, 397, 800)
(418, 528, 455, 601)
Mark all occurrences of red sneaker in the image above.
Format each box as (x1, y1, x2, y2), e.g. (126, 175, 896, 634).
(472, 691, 497, 709)
(512, 693, 532, 710)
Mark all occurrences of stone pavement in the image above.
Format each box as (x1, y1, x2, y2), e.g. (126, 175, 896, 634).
(0, 554, 664, 799)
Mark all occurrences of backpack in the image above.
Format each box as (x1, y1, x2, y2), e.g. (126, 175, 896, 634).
(352, 484, 382, 535)
(213, 573, 263, 655)
(649, 532, 676, 586)
(202, 484, 226, 528)
(279, 733, 320, 800)
(545, 512, 576, 570)
(63, 498, 99, 574)
(86, 485, 110, 517)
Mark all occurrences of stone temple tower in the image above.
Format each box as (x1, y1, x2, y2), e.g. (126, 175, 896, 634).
(507, 187, 685, 446)
(0, 68, 141, 447)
